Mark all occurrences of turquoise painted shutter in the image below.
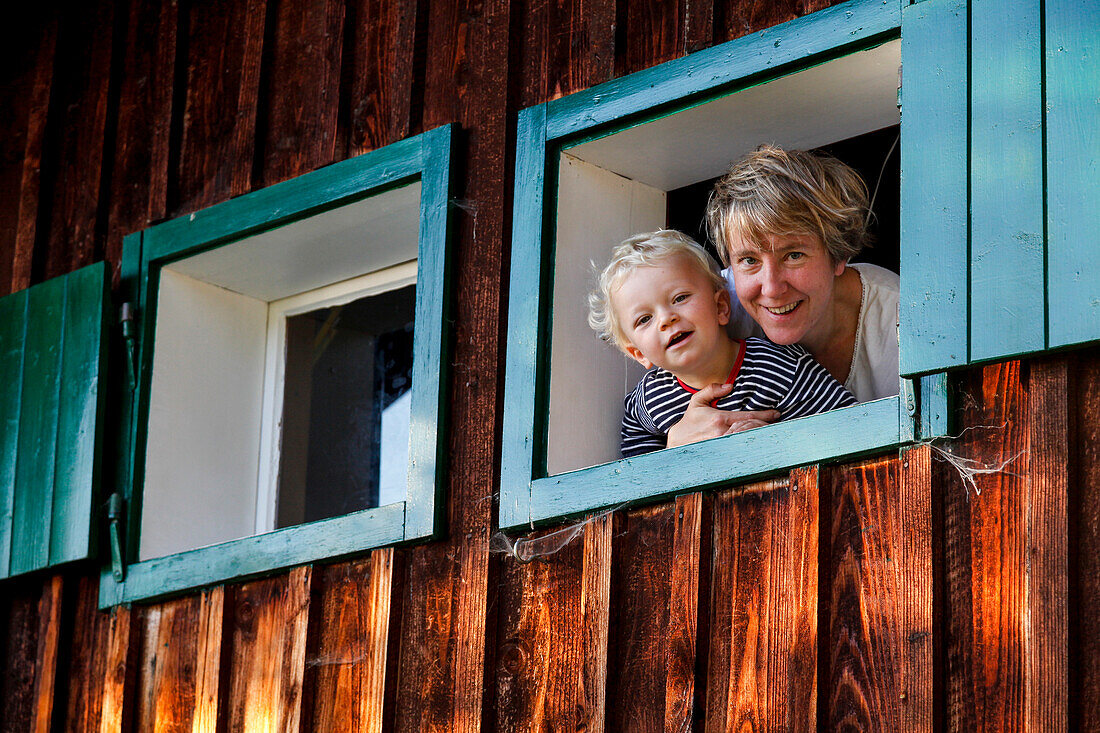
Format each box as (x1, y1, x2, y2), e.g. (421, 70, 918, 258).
(0, 262, 109, 578)
(900, 0, 969, 375)
(1045, 0, 1100, 348)
(969, 0, 1045, 362)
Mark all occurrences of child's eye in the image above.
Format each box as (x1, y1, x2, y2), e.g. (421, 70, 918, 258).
(635, 314, 651, 327)
(673, 293, 690, 303)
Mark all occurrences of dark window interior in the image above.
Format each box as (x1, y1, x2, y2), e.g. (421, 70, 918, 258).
(666, 125, 900, 274)
(277, 283, 416, 528)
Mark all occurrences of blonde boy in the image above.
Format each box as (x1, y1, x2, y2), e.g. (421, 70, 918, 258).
(589, 230, 856, 457)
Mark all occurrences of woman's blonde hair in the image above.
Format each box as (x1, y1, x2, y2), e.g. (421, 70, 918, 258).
(587, 230, 725, 351)
(706, 144, 872, 266)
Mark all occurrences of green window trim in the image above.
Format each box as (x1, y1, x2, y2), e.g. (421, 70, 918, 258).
(500, 0, 951, 531)
(100, 124, 454, 608)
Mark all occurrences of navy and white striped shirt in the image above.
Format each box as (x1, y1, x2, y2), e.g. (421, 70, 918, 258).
(621, 337, 857, 457)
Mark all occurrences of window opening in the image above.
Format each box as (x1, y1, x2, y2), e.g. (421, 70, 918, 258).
(277, 283, 415, 528)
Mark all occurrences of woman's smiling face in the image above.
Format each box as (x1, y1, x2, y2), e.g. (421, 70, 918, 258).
(726, 230, 846, 349)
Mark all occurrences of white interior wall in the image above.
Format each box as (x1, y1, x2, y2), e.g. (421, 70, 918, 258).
(547, 155, 666, 474)
(140, 269, 268, 560)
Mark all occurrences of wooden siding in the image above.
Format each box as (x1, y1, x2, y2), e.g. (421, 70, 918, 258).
(0, 1, 1095, 732)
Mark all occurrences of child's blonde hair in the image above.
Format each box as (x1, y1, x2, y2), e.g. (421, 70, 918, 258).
(587, 230, 725, 350)
(706, 144, 872, 266)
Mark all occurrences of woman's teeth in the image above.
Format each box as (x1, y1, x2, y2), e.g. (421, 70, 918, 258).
(765, 302, 799, 315)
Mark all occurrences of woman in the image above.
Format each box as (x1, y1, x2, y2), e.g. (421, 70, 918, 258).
(667, 144, 899, 446)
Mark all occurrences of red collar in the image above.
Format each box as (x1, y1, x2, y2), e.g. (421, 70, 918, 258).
(675, 339, 746, 406)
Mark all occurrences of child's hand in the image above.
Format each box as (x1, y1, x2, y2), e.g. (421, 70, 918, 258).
(666, 384, 780, 447)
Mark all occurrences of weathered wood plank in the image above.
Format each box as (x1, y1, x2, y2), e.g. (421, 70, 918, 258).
(174, 0, 267, 214)
(31, 575, 64, 733)
(133, 596, 203, 732)
(616, 0, 687, 77)
(39, 0, 115, 280)
(224, 566, 311, 732)
(1026, 359, 1068, 731)
(193, 586, 227, 732)
(606, 504, 676, 732)
(99, 603, 133, 733)
(303, 550, 393, 732)
(512, 0, 615, 108)
(256, 0, 344, 186)
(341, 0, 417, 155)
(825, 452, 932, 730)
(5, 11, 57, 293)
(494, 513, 611, 733)
(392, 0, 508, 725)
(105, 0, 177, 279)
(1071, 348, 1100, 731)
(0, 9, 54, 295)
(60, 576, 112, 732)
(0, 579, 44, 728)
(665, 493, 704, 732)
(942, 361, 1028, 730)
(704, 470, 818, 731)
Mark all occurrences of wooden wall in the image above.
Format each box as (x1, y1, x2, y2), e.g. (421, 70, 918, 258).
(0, 0, 1095, 730)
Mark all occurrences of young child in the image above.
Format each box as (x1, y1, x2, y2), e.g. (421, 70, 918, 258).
(588, 230, 856, 457)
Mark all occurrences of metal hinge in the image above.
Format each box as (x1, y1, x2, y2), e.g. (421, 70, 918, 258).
(119, 302, 138, 392)
(107, 492, 126, 582)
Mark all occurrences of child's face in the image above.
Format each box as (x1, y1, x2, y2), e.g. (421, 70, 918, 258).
(611, 255, 732, 378)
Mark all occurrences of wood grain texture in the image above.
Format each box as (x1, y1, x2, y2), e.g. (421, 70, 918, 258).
(606, 504, 677, 732)
(704, 470, 818, 732)
(133, 596, 203, 732)
(615, 0, 689, 77)
(193, 586, 227, 732)
(511, 0, 616, 108)
(1026, 359, 1068, 732)
(825, 452, 932, 731)
(99, 603, 134, 733)
(0, 579, 44, 729)
(492, 514, 609, 732)
(302, 550, 393, 732)
(392, 0, 509, 726)
(174, 0, 267, 214)
(256, 0, 344, 186)
(942, 361, 1028, 731)
(224, 566, 311, 732)
(38, 0, 116, 281)
(665, 493, 704, 733)
(60, 576, 114, 732)
(105, 0, 177, 281)
(31, 574, 64, 733)
(0, 8, 55, 296)
(1070, 348, 1100, 731)
(6, 11, 57, 293)
(341, 0, 417, 154)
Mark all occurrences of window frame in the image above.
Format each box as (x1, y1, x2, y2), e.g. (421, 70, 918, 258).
(500, 0, 948, 530)
(100, 124, 454, 607)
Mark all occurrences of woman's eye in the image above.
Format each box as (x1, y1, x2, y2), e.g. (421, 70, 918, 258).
(738, 257, 758, 267)
(787, 251, 805, 261)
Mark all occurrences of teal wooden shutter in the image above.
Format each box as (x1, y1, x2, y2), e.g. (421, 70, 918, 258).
(900, 0, 969, 375)
(1045, 0, 1100, 348)
(0, 262, 109, 578)
(903, 0, 1099, 375)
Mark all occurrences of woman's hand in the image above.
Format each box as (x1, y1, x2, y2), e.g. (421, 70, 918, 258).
(665, 383, 780, 448)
